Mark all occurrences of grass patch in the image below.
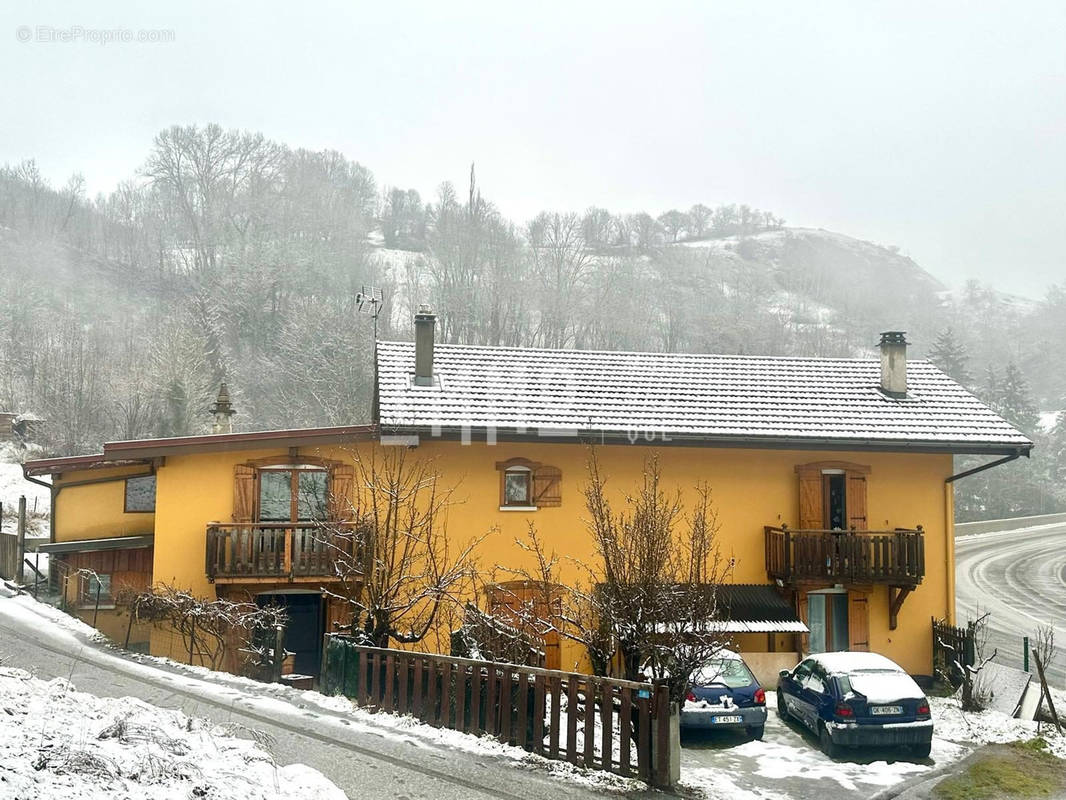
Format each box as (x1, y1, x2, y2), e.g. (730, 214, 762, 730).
(935, 740, 1064, 800)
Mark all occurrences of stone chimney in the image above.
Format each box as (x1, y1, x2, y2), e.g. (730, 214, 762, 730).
(414, 305, 436, 386)
(879, 331, 908, 398)
(209, 382, 236, 434)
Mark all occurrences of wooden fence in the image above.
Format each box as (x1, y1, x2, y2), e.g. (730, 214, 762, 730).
(932, 617, 976, 686)
(321, 636, 675, 787)
(0, 532, 17, 581)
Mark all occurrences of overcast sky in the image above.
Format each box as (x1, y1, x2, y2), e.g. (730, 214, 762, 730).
(2, 0, 1063, 296)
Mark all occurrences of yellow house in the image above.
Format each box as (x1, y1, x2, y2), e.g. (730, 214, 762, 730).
(24, 316, 1032, 682)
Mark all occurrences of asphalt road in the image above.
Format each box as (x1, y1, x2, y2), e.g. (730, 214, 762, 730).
(955, 522, 1066, 687)
(0, 596, 643, 800)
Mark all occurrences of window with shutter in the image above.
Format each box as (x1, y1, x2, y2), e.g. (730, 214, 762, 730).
(495, 458, 562, 510)
(233, 465, 256, 523)
(794, 461, 870, 530)
(532, 465, 562, 507)
(234, 457, 350, 523)
(328, 464, 355, 521)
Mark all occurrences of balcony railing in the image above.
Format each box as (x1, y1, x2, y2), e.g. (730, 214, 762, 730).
(206, 522, 361, 583)
(765, 526, 925, 586)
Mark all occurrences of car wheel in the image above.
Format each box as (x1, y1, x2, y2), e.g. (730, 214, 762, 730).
(777, 691, 789, 720)
(747, 725, 765, 741)
(910, 741, 932, 759)
(819, 723, 841, 758)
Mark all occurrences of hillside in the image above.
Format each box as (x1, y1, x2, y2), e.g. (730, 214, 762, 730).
(0, 125, 1062, 520)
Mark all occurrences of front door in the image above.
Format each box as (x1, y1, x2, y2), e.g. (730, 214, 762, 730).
(258, 592, 325, 677)
(807, 591, 848, 653)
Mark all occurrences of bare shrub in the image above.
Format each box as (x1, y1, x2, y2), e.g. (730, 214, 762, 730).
(323, 448, 487, 649)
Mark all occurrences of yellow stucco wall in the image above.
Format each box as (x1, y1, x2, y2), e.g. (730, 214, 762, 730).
(134, 439, 953, 676)
(54, 466, 156, 541)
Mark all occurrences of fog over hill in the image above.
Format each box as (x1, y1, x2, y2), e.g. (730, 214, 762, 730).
(0, 124, 1063, 520)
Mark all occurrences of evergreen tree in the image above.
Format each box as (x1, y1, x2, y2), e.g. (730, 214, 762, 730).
(928, 327, 973, 387)
(999, 361, 1039, 434)
(982, 365, 1002, 414)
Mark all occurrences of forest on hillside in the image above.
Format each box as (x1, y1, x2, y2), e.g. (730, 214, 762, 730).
(0, 124, 1063, 520)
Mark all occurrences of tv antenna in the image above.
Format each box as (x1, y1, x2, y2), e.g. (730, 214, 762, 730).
(356, 285, 384, 340)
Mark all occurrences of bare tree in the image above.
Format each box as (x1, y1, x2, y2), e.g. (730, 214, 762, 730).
(496, 452, 732, 704)
(324, 448, 487, 649)
(937, 612, 996, 711)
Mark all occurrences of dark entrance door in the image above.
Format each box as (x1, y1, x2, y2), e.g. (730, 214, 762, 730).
(257, 593, 324, 677)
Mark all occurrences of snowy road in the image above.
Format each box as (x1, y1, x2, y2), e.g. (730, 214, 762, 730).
(0, 593, 645, 800)
(955, 522, 1066, 687)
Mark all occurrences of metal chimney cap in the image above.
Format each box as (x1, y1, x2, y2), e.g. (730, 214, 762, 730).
(416, 304, 435, 317)
(879, 331, 908, 346)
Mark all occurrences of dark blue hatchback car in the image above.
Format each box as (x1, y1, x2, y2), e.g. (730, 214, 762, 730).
(777, 652, 933, 758)
(682, 650, 767, 740)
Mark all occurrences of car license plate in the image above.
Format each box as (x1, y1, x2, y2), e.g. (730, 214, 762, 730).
(870, 705, 903, 715)
(710, 715, 743, 724)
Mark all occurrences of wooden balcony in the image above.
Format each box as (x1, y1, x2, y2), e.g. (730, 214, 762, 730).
(206, 522, 361, 583)
(765, 525, 925, 587)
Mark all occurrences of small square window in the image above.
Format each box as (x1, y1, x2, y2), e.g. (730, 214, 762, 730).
(503, 470, 531, 506)
(124, 475, 156, 513)
(80, 573, 112, 606)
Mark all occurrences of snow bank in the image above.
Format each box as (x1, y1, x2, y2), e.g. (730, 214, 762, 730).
(0, 590, 639, 793)
(0, 459, 50, 538)
(0, 666, 345, 800)
(930, 697, 1066, 758)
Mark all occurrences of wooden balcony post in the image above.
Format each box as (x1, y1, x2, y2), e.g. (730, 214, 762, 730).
(783, 529, 791, 580)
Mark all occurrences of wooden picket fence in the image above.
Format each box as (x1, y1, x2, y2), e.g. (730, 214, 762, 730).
(932, 617, 976, 686)
(0, 532, 17, 582)
(321, 636, 674, 787)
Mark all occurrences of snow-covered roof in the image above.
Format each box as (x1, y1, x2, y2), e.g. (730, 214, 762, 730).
(375, 341, 1033, 454)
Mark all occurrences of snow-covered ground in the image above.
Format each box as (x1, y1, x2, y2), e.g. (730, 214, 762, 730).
(0, 453, 50, 539)
(0, 589, 639, 795)
(680, 691, 1065, 799)
(0, 666, 345, 800)
(3, 587, 1063, 800)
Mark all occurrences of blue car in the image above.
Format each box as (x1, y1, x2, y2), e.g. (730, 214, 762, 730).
(682, 650, 767, 740)
(777, 652, 933, 758)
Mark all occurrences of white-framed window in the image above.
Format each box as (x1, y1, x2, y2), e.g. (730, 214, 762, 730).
(503, 466, 532, 507)
(494, 458, 562, 511)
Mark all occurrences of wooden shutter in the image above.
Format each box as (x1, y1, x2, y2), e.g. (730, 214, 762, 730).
(797, 592, 810, 654)
(532, 465, 562, 507)
(328, 464, 356, 521)
(798, 470, 822, 529)
(848, 590, 869, 652)
(233, 465, 256, 523)
(846, 473, 868, 530)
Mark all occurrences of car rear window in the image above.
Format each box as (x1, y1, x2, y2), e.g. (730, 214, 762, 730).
(692, 658, 755, 689)
(836, 669, 901, 695)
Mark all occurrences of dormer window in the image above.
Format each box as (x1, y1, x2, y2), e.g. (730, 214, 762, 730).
(495, 458, 562, 511)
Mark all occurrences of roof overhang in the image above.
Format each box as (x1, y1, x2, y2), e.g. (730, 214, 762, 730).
(23, 454, 150, 477)
(23, 424, 379, 473)
(36, 535, 155, 554)
(379, 424, 1034, 457)
(103, 424, 377, 459)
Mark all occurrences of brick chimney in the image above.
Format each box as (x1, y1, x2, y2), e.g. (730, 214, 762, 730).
(879, 331, 908, 398)
(414, 305, 436, 386)
(209, 382, 236, 433)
